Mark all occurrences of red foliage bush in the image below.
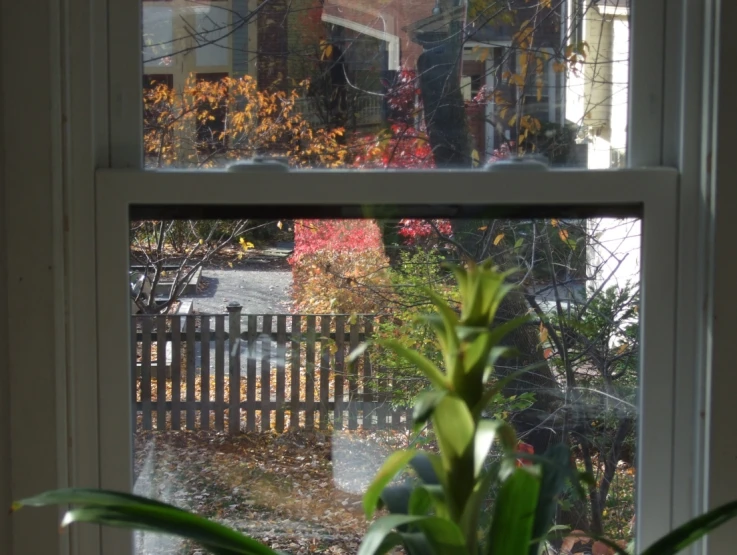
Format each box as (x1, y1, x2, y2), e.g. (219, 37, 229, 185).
(289, 220, 393, 313)
(352, 124, 434, 169)
(352, 68, 434, 170)
(398, 219, 453, 246)
(290, 219, 384, 262)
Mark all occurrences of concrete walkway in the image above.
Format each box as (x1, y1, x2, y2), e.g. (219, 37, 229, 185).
(175, 245, 294, 376)
(182, 243, 293, 316)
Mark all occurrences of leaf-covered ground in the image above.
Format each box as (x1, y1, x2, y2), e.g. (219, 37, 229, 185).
(133, 428, 416, 554)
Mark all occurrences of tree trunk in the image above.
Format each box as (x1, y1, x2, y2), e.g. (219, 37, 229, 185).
(416, 46, 472, 167)
(496, 289, 563, 456)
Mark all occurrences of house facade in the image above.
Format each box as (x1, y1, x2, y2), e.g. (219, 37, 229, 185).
(141, 0, 629, 167)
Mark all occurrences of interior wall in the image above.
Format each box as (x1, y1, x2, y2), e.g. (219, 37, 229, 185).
(0, 0, 12, 546)
(1, 0, 69, 553)
(707, 0, 737, 551)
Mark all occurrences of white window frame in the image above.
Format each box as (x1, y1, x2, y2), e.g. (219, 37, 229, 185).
(95, 168, 678, 555)
(99, 0, 709, 552)
(6, 0, 729, 553)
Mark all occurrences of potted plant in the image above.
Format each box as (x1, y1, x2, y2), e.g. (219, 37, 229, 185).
(13, 262, 737, 554)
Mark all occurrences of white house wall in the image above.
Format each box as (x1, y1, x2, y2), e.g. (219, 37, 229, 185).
(589, 217, 641, 292)
(610, 16, 629, 153)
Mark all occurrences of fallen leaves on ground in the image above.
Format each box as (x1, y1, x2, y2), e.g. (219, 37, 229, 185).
(133, 427, 416, 555)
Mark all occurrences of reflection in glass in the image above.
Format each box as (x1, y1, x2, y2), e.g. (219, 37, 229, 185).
(141, 0, 630, 169)
(130, 215, 639, 553)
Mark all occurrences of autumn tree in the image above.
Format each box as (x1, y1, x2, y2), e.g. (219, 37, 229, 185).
(130, 219, 268, 314)
(143, 75, 347, 169)
(288, 219, 394, 313)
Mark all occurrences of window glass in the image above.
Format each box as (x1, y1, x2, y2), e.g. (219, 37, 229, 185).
(140, 0, 630, 169)
(130, 212, 640, 553)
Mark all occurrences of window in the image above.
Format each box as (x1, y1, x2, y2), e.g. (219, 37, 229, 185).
(97, 171, 678, 555)
(92, 0, 696, 553)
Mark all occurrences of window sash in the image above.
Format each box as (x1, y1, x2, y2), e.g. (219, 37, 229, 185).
(109, 0, 668, 169)
(95, 167, 678, 555)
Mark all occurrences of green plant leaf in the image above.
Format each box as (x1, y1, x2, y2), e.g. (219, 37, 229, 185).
(412, 390, 447, 429)
(483, 346, 519, 382)
(399, 532, 437, 555)
(486, 468, 541, 555)
(363, 450, 418, 518)
(474, 420, 516, 477)
(460, 460, 501, 544)
(359, 514, 468, 555)
(640, 500, 737, 555)
(408, 486, 433, 516)
(463, 332, 494, 378)
(418, 313, 461, 380)
(529, 443, 573, 555)
(450, 265, 471, 306)
(15, 489, 279, 555)
(423, 287, 459, 330)
(455, 326, 488, 341)
(487, 315, 532, 347)
(473, 364, 544, 420)
(433, 395, 475, 461)
(465, 271, 485, 324)
(361, 530, 404, 555)
(380, 485, 412, 516)
(377, 340, 450, 391)
(410, 452, 443, 486)
(480, 280, 515, 324)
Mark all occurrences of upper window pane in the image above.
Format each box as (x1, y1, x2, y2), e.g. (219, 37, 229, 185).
(141, 0, 630, 169)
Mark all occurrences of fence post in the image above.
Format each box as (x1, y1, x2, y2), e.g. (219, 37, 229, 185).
(227, 302, 243, 434)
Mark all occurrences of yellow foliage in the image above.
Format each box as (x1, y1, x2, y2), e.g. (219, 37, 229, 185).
(291, 250, 393, 314)
(143, 74, 348, 169)
(508, 74, 526, 87)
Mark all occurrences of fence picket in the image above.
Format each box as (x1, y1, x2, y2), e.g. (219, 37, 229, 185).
(349, 319, 359, 430)
(186, 316, 196, 430)
(334, 316, 344, 430)
(290, 315, 301, 429)
(215, 315, 225, 431)
(363, 316, 374, 429)
(141, 317, 152, 430)
(305, 316, 316, 428)
(201, 316, 211, 430)
(391, 377, 400, 430)
(319, 316, 331, 430)
(276, 315, 287, 432)
(171, 317, 181, 430)
(261, 315, 272, 431)
(131, 317, 138, 433)
(156, 316, 167, 430)
(228, 305, 243, 434)
(246, 314, 257, 431)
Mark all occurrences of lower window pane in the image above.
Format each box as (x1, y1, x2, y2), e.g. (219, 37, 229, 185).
(130, 215, 640, 553)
